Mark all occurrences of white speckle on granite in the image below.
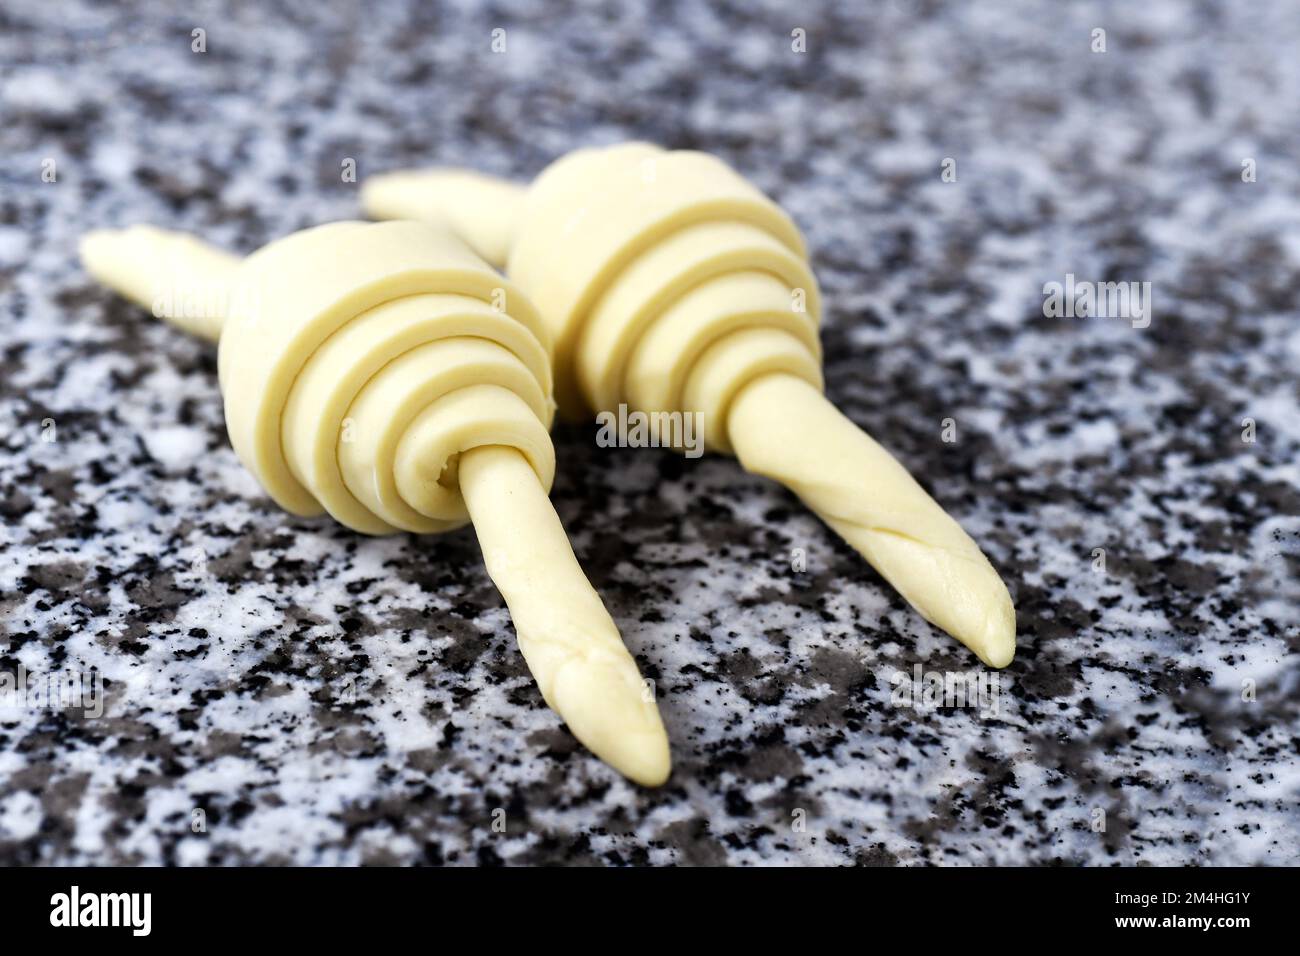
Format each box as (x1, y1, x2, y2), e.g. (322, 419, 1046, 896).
(140, 425, 208, 474)
(0, 790, 43, 841)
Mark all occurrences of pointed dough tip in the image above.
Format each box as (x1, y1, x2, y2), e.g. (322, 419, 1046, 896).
(79, 229, 118, 270)
(549, 654, 672, 786)
(571, 704, 672, 787)
(971, 595, 1017, 669)
(599, 731, 672, 788)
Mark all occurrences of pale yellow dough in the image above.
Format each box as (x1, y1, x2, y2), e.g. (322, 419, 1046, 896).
(79, 220, 670, 785)
(363, 144, 1017, 668)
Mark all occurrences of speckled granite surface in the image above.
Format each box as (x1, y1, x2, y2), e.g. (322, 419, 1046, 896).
(1, 0, 1298, 866)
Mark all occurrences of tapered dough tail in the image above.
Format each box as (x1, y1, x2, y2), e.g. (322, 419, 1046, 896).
(458, 443, 672, 786)
(79, 225, 241, 342)
(361, 169, 525, 270)
(726, 373, 1016, 668)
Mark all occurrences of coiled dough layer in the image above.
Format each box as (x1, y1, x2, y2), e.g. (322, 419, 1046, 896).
(503, 143, 823, 445)
(218, 220, 555, 534)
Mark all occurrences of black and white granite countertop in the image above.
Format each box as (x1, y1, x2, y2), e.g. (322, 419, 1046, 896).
(1, 0, 1297, 865)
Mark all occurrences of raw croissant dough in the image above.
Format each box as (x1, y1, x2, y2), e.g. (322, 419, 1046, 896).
(80, 220, 671, 785)
(364, 144, 1017, 668)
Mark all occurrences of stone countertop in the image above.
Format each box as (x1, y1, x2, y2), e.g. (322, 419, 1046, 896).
(1, 0, 1297, 865)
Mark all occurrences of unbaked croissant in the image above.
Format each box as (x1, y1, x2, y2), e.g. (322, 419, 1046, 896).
(364, 144, 1016, 667)
(80, 219, 671, 784)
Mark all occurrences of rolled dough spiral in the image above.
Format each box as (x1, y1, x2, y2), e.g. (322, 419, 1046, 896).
(365, 144, 1017, 667)
(80, 219, 671, 785)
